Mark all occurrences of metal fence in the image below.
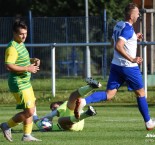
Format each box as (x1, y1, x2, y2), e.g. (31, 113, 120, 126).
(0, 16, 155, 80)
(0, 16, 115, 44)
(0, 16, 116, 79)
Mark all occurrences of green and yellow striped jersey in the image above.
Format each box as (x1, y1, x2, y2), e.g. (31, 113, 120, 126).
(5, 40, 31, 92)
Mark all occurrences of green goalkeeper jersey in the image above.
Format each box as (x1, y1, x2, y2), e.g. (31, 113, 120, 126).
(5, 40, 31, 92)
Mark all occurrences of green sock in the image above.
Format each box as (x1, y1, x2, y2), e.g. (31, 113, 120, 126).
(78, 85, 93, 96)
(70, 112, 90, 123)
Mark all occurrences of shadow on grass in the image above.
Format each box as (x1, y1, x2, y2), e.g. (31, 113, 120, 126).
(92, 103, 155, 108)
(5, 129, 67, 133)
(0, 129, 42, 134)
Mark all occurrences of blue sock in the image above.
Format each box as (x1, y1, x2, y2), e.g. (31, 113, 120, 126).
(137, 97, 150, 122)
(85, 91, 107, 104)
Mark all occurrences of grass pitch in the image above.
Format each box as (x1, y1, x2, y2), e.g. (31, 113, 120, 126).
(0, 103, 155, 145)
(0, 78, 155, 144)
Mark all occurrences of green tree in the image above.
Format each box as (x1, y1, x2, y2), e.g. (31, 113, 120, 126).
(88, 0, 132, 20)
(0, 0, 132, 20)
(0, 0, 30, 17)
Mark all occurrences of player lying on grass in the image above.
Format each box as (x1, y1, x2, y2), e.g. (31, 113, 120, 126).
(33, 77, 101, 131)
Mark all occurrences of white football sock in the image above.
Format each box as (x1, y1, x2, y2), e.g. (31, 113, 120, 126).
(78, 99, 86, 113)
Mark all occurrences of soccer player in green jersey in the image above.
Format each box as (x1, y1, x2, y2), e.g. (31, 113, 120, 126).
(33, 78, 101, 131)
(0, 18, 41, 142)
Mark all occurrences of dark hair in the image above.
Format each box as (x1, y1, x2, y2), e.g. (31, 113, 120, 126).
(124, 3, 138, 18)
(12, 18, 27, 33)
(50, 101, 64, 110)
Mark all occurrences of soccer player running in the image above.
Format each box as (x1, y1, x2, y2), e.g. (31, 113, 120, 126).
(78, 3, 155, 130)
(33, 78, 101, 131)
(0, 18, 41, 142)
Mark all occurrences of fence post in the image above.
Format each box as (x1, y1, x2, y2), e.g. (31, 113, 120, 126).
(51, 44, 56, 97)
(103, 8, 107, 79)
(143, 45, 147, 98)
(28, 10, 33, 58)
(85, 0, 91, 77)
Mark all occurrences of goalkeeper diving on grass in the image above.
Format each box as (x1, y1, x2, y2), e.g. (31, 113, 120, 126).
(33, 77, 102, 131)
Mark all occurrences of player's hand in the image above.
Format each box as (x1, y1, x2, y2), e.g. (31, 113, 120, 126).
(136, 33, 143, 41)
(27, 63, 40, 73)
(132, 57, 143, 64)
(31, 58, 40, 66)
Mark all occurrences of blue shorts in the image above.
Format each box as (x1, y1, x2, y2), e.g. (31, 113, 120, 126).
(107, 64, 144, 91)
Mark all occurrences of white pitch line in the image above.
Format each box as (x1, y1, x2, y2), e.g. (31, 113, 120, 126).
(105, 119, 141, 122)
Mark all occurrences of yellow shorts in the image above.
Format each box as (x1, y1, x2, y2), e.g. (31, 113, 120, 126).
(12, 86, 36, 109)
(57, 101, 84, 131)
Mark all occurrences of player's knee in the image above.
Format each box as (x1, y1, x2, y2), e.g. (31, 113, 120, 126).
(135, 88, 145, 97)
(23, 108, 34, 118)
(69, 91, 79, 99)
(68, 90, 79, 103)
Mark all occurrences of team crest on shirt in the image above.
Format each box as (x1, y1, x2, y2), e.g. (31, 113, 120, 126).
(26, 101, 31, 107)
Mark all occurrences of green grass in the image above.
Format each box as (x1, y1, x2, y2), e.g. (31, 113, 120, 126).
(0, 78, 155, 104)
(0, 103, 155, 145)
(0, 78, 155, 144)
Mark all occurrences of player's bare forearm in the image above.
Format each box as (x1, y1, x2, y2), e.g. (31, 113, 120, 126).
(115, 39, 134, 62)
(6, 63, 40, 73)
(6, 64, 28, 72)
(132, 57, 143, 64)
